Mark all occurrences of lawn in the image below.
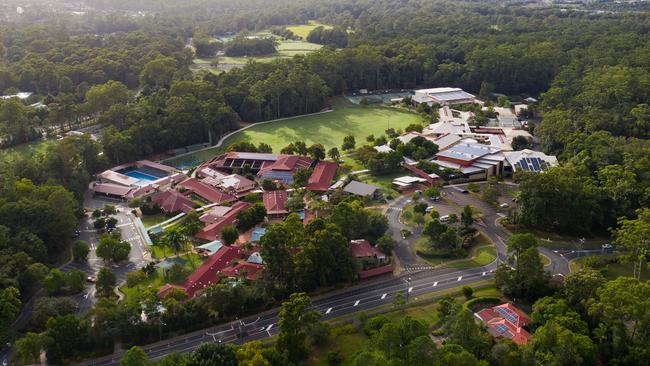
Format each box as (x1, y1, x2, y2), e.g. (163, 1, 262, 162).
(140, 213, 169, 229)
(286, 21, 333, 39)
(414, 233, 496, 269)
(355, 171, 406, 198)
(164, 98, 424, 169)
(570, 254, 649, 281)
(0, 138, 56, 162)
(508, 226, 609, 250)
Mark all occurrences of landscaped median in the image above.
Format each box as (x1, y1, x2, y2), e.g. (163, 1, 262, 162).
(414, 233, 497, 269)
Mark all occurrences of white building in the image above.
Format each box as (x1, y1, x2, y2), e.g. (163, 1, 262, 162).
(413, 87, 475, 106)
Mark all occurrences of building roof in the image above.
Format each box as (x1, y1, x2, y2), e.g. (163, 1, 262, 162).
(221, 261, 264, 281)
(416, 87, 475, 104)
(436, 140, 502, 163)
(343, 181, 380, 197)
(359, 264, 394, 279)
(98, 170, 139, 186)
(251, 227, 267, 242)
(195, 201, 252, 242)
(475, 303, 531, 345)
(349, 239, 386, 258)
(247, 251, 264, 264)
(91, 182, 134, 197)
(503, 149, 558, 172)
(257, 155, 312, 184)
(373, 145, 394, 153)
(183, 245, 242, 298)
(151, 190, 197, 214)
(306, 161, 338, 192)
(219, 174, 256, 191)
(178, 178, 237, 204)
(196, 240, 224, 255)
(394, 176, 427, 184)
(199, 206, 233, 224)
(263, 190, 289, 215)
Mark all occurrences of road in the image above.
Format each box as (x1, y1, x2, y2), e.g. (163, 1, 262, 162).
(74, 181, 573, 366)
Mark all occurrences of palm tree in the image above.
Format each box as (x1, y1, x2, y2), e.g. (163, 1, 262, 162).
(164, 229, 185, 257)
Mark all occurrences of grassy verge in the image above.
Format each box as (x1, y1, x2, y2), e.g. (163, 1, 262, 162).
(286, 21, 333, 39)
(309, 283, 501, 365)
(570, 254, 649, 281)
(0, 138, 56, 162)
(414, 233, 496, 269)
(355, 171, 405, 198)
(508, 226, 608, 250)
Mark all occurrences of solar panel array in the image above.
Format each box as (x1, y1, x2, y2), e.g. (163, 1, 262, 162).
(515, 157, 549, 172)
(261, 171, 294, 184)
(495, 324, 509, 334)
(496, 307, 518, 323)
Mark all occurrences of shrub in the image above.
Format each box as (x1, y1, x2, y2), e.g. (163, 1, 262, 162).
(462, 286, 474, 299)
(467, 183, 480, 192)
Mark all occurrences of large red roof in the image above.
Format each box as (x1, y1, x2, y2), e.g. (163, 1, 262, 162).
(306, 161, 338, 192)
(359, 264, 394, 279)
(221, 261, 264, 281)
(151, 190, 196, 214)
(183, 245, 242, 298)
(195, 201, 252, 242)
(349, 239, 379, 258)
(263, 190, 289, 215)
(177, 178, 236, 204)
(257, 155, 312, 176)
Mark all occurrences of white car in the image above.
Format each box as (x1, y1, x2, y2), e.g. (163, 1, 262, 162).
(601, 243, 614, 251)
(439, 215, 449, 222)
(499, 203, 509, 208)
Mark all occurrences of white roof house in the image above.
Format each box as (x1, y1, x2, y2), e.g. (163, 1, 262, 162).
(414, 87, 475, 105)
(503, 149, 558, 173)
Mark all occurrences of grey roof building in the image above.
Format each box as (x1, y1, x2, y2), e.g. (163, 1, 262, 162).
(343, 180, 382, 199)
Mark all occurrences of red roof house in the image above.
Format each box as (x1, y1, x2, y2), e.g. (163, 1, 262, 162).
(195, 201, 252, 242)
(349, 239, 375, 258)
(177, 178, 237, 204)
(474, 303, 531, 345)
(258, 155, 312, 185)
(306, 161, 338, 192)
(221, 262, 264, 281)
(263, 190, 289, 216)
(182, 245, 242, 298)
(151, 190, 197, 214)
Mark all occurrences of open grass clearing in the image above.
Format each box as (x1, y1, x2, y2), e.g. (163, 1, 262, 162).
(355, 171, 405, 198)
(414, 233, 496, 269)
(286, 21, 333, 39)
(0, 138, 56, 162)
(570, 254, 649, 281)
(508, 226, 609, 250)
(164, 98, 423, 169)
(140, 213, 169, 229)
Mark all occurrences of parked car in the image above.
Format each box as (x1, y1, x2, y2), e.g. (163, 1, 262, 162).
(86, 276, 96, 283)
(425, 206, 435, 213)
(601, 243, 614, 252)
(499, 203, 509, 208)
(440, 215, 450, 222)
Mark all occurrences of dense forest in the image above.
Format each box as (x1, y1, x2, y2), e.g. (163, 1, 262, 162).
(1, 0, 650, 364)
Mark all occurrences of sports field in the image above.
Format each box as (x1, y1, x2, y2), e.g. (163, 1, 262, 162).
(164, 98, 424, 169)
(286, 21, 333, 39)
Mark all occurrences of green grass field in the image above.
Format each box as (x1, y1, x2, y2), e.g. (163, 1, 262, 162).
(164, 98, 424, 168)
(570, 254, 649, 281)
(414, 233, 496, 269)
(0, 138, 56, 162)
(286, 21, 333, 39)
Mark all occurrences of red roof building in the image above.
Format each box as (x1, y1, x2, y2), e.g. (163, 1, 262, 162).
(306, 161, 338, 192)
(474, 303, 531, 345)
(349, 239, 375, 258)
(359, 264, 394, 279)
(195, 201, 252, 242)
(221, 261, 264, 281)
(263, 190, 289, 216)
(151, 190, 196, 214)
(185, 245, 242, 298)
(177, 178, 237, 205)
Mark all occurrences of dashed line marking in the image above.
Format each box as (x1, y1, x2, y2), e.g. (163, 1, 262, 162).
(408, 287, 413, 293)
(325, 308, 332, 314)
(457, 276, 463, 281)
(433, 281, 438, 287)
(381, 293, 387, 299)
(353, 300, 360, 307)
(482, 272, 486, 276)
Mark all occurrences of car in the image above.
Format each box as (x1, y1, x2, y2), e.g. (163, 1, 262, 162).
(74, 230, 81, 237)
(439, 215, 450, 222)
(460, 189, 469, 194)
(431, 196, 441, 202)
(499, 203, 509, 208)
(425, 206, 435, 213)
(86, 276, 96, 283)
(601, 243, 614, 251)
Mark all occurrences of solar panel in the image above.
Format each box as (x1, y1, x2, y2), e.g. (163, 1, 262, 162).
(495, 324, 509, 333)
(529, 158, 541, 171)
(519, 159, 530, 171)
(496, 307, 518, 323)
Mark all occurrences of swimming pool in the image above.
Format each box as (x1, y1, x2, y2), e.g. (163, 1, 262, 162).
(124, 170, 159, 185)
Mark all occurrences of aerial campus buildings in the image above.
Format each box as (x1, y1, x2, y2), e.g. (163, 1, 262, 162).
(88, 85, 556, 299)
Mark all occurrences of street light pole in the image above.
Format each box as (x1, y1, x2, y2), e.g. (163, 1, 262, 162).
(406, 276, 411, 304)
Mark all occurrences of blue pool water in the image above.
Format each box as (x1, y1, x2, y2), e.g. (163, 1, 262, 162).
(124, 170, 158, 185)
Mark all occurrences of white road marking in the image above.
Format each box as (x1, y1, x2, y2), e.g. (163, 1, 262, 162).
(266, 324, 273, 331)
(433, 281, 438, 287)
(408, 287, 413, 293)
(381, 293, 387, 299)
(353, 300, 360, 306)
(482, 272, 486, 276)
(457, 276, 463, 281)
(325, 307, 332, 314)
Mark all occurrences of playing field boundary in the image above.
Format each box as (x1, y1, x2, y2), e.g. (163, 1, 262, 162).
(161, 108, 334, 165)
